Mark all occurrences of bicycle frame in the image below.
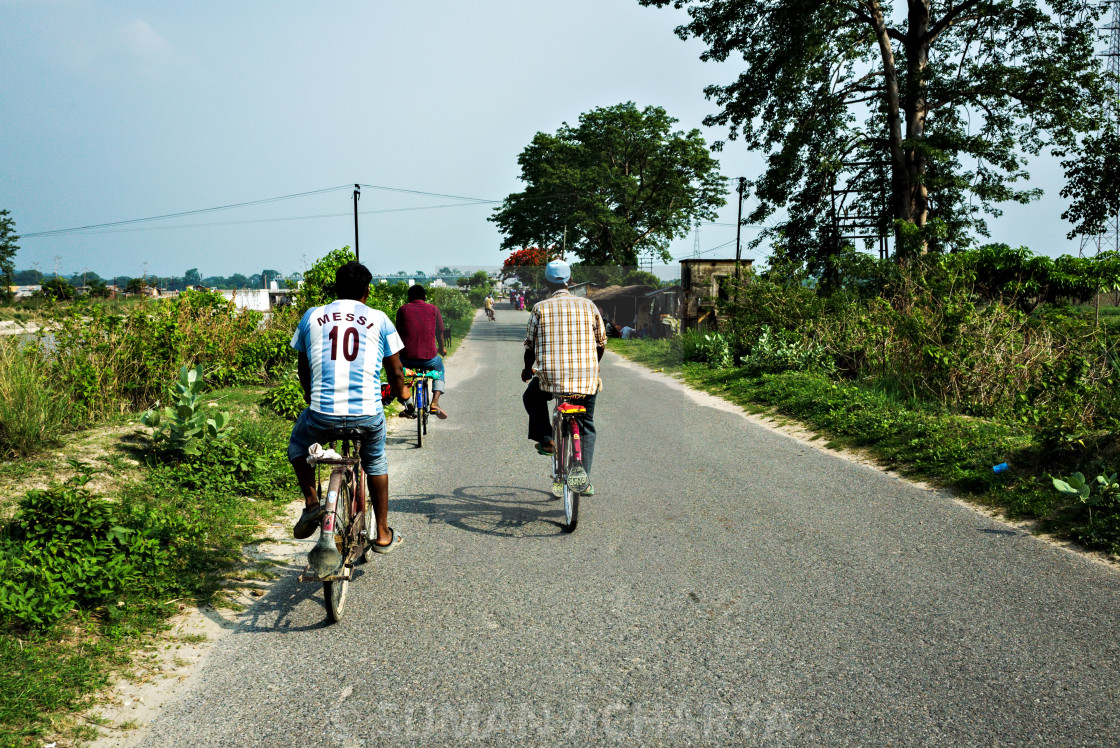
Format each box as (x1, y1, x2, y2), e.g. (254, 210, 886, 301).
(301, 437, 368, 582)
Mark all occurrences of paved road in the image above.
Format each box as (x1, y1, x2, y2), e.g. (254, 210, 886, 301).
(142, 305, 1120, 747)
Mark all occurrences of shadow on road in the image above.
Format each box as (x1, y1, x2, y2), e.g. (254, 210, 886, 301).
(229, 564, 382, 634)
(393, 484, 566, 538)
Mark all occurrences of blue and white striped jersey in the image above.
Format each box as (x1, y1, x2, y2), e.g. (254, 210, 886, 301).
(290, 299, 404, 416)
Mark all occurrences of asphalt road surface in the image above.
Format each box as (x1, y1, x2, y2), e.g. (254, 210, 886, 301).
(141, 305, 1120, 747)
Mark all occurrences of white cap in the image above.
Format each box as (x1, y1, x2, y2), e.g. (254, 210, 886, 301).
(544, 259, 571, 283)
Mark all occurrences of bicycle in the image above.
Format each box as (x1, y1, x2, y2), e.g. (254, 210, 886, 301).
(299, 428, 377, 622)
(549, 394, 590, 533)
(404, 368, 436, 448)
(485, 306, 495, 321)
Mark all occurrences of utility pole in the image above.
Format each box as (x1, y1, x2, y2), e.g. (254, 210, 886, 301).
(734, 177, 746, 282)
(353, 184, 361, 263)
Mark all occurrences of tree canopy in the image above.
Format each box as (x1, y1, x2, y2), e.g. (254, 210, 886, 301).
(490, 102, 726, 266)
(1061, 121, 1120, 241)
(0, 211, 19, 302)
(639, 0, 1111, 273)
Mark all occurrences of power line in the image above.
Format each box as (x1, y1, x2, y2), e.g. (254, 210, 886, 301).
(22, 185, 353, 238)
(24, 201, 502, 238)
(357, 183, 497, 203)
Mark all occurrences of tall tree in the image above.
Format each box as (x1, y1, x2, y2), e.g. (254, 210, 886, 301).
(0, 210, 19, 302)
(639, 0, 1109, 270)
(491, 102, 726, 266)
(184, 268, 202, 288)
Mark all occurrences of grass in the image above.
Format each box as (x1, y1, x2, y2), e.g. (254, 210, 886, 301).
(0, 339, 76, 459)
(607, 338, 1117, 557)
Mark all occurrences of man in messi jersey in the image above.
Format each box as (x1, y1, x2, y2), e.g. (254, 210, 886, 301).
(288, 261, 410, 550)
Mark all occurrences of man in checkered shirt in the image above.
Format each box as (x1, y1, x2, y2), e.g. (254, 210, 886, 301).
(521, 259, 606, 495)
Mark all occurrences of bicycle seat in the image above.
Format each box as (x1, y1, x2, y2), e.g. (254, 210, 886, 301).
(557, 402, 586, 415)
(324, 426, 376, 443)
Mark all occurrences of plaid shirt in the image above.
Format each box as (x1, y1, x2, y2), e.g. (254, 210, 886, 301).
(525, 289, 606, 395)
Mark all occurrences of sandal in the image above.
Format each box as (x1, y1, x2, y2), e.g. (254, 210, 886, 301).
(371, 527, 403, 554)
(535, 441, 555, 455)
(430, 405, 449, 420)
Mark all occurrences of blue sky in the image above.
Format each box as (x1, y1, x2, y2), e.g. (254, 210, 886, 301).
(0, 0, 1088, 280)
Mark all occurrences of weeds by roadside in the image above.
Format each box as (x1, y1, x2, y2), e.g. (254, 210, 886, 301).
(0, 384, 295, 747)
(0, 339, 75, 459)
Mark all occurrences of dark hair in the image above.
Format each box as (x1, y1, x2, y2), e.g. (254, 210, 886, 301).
(408, 283, 427, 301)
(334, 261, 372, 301)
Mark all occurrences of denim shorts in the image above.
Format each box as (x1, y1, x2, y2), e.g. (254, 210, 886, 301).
(287, 408, 388, 476)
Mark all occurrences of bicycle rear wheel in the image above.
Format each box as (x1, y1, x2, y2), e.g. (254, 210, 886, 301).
(560, 424, 579, 533)
(421, 379, 430, 436)
(324, 477, 351, 622)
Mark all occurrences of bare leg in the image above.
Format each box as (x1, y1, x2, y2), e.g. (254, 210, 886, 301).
(292, 459, 317, 507)
(366, 473, 391, 545)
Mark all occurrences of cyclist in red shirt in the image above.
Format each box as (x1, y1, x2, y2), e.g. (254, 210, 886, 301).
(394, 284, 449, 419)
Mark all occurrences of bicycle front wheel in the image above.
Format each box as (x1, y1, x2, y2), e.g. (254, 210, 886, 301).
(324, 477, 351, 622)
(416, 379, 425, 448)
(560, 426, 579, 533)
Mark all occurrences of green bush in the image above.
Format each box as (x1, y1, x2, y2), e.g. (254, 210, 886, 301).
(426, 286, 472, 322)
(741, 325, 833, 375)
(262, 372, 306, 420)
(681, 330, 732, 368)
(0, 465, 174, 631)
(0, 338, 74, 457)
(47, 290, 289, 419)
(467, 287, 490, 308)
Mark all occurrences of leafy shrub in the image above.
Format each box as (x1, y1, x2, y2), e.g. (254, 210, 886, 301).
(47, 290, 288, 418)
(741, 325, 833, 375)
(262, 373, 306, 420)
(681, 330, 732, 368)
(0, 338, 73, 457)
(0, 465, 173, 631)
(141, 365, 231, 456)
(426, 286, 472, 322)
(293, 247, 354, 312)
(467, 287, 490, 308)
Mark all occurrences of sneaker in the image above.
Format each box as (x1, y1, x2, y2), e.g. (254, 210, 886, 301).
(293, 503, 325, 539)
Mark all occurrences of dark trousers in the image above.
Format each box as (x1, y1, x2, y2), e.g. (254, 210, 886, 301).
(523, 378, 597, 477)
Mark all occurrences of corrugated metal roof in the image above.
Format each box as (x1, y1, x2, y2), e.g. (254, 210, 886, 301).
(587, 284, 656, 302)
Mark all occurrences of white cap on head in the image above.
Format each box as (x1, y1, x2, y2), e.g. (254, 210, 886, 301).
(544, 259, 571, 284)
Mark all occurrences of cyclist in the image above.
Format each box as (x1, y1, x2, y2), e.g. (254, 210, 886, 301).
(394, 283, 449, 419)
(288, 260, 408, 552)
(484, 292, 495, 320)
(520, 259, 606, 495)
